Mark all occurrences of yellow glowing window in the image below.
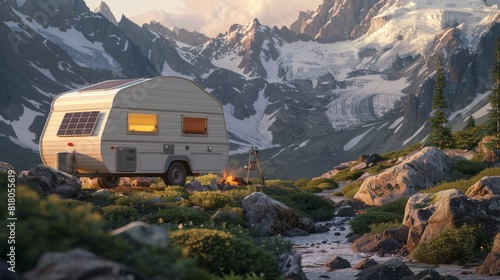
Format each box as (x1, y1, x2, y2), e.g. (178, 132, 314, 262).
(183, 116, 207, 135)
(128, 113, 158, 133)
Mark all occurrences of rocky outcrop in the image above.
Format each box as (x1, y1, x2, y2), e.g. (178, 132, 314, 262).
(355, 258, 413, 280)
(324, 256, 351, 270)
(242, 192, 315, 235)
(354, 147, 455, 206)
(111, 221, 169, 249)
(476, 233, 500, 276)
(403, 178, 500, 251)
(25, 165, 82, 199)
(23, 249, 146, 280)
(278, 252, 307, 280)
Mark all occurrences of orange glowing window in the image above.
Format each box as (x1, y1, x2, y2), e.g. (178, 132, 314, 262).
(182, 116, 207, 135)
(128, 113, 158, 133)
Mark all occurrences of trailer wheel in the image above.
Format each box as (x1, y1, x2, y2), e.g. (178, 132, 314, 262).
(163, 162, 187, 186)
(97, 176, 120, 189)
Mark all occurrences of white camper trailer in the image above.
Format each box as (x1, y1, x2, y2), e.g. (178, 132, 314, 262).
(40, 76, 229, 188)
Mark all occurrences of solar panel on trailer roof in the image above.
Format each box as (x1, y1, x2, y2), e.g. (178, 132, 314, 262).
(78, 78, 144, 92)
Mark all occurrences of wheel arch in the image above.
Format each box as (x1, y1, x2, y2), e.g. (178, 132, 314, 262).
(163, 156, 193, 175)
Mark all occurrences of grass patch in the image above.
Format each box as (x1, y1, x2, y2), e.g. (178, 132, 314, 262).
(342, 181, 362, 198)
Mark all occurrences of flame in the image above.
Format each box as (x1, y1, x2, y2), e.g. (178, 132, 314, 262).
(224, 175, 240, 187)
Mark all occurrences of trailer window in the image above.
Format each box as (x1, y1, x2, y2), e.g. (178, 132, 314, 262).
(128, 113, 158, 133)
(183, 116, 207, 135)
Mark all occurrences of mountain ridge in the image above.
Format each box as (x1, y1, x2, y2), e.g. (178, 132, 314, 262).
(1, 0, 500, 179)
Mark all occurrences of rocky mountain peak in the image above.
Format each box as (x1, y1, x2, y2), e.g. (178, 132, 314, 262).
(144, 21, 210, 47)
(93, 1, 117, 26)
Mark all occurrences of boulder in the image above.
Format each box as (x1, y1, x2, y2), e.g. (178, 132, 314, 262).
(403, 184, 500, 251)
(185, 179, 207, 192)
(278, 252, 307, 280)
(350, 162, 368, 171)
(25, 165, 82, 199)
(355, 258, 414, 280)
(353, 258, 379, 269)
(208, 178, 220, 191)
(0, 162, 16, 174)
(475, 232, 500, 276)
(355, 147, 455, 206)
(359, 153, 384, 166)
(23, 249, 146, 280)
(324, 256, 351, 270)
(351, 234, 402, 253)
(383, 225, 409, 244)
(335, 206, 356, 217)
(467, 176, 500, 197)
(92, 189, 110, 198)
(242, 192, 315, 235)
(111, 221, 169, 249)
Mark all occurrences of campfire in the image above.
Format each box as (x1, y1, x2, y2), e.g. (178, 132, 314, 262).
(220, 171, 248, 187)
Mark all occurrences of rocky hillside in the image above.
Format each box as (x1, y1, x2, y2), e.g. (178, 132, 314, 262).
(1, 0, 500, 179)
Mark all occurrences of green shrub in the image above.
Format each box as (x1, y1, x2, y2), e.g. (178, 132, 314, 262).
(274, 192, 335, 222)
(189, 192, 234, 210)
(170, 228, 282, 278)
(307, 178, 339, 189)
(304, 186, 322, 193)
(451, 159, 487, 176)
(349, 211, 403, 234)
(293, 178, 310, 188)
(342, 182, 362, 198)
(114, 192, 162, 206)
(147, 206, 211, 225)
(331, 191, 344, 196)
(370, 221, 403, 234)
(413, 224, 480, 264)
(333, 169, 365, 181)
(225, 186, 259, 205)
(424, 167, 500, 194)
(381, 143, 421, 160)
(99, 205, 139, 229)
(153, 186, 190, 202)
(368, 197, 408, 216)
(0, 185, 112, 271)
(212, 206, 246, 226)
(471, 153, 485, 162)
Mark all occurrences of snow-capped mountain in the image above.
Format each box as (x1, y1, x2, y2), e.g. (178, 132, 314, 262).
(1, 0, 500, 179)
(93, 1, 117, 26)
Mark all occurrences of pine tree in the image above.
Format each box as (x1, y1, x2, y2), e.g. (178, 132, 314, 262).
(488, 37, 500, 148)
(428, 56, 456, 149)
(463, 116, 476, 131)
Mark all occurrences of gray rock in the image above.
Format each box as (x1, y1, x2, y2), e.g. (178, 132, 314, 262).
(353, 258, 378, 269)
(92, 189, 110, 198)
(383, 225, 409, 244)
(355, 147, 454, 206)
(0, 162, 16, 174)
(475, 232, 500, 276)
(208, 178, 219, 191)
(351, 234, 402, 253)
(23, 249, 146, 280)
(355, 258, 414, 280)
(111, 221, 168, 249)
(336, 206, 356, 217)
(324, 256, 351, 270)
(242, 192, 315, 235)
(185, 179, 207, 192)
(467, 176, 500, 197)
(278, 252, 307, 280)
(403, 187, 500, 252)
(26, 165, 82, 199)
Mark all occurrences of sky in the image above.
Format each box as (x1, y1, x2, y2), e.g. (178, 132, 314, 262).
(84, 0, 323, 37)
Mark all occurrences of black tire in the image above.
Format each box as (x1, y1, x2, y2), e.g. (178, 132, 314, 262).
(162, 162, 187, 186)
(97, 176, 120, 189)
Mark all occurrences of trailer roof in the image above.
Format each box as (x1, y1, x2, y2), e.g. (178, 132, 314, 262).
(78, 78, 145, 92)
